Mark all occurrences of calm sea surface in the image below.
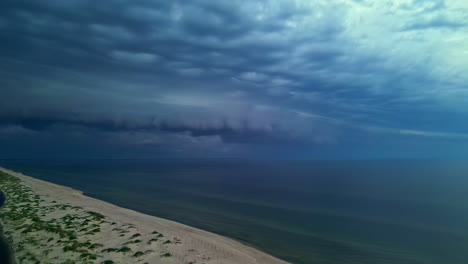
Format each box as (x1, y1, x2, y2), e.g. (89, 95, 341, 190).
(1, 159, 468, 264)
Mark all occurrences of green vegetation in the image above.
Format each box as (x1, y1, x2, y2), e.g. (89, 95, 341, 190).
(118, 246, 132, 253)
(0, 171, 106, 263)
(87, 211, 105, 221)
(130, 233, 141, 239)
(0, 171, 172, 263)
(161, 252, 172, 258)
(60, 261, 77, 264)
(147, 238, 159, 245)
(123, 239, 142, 245)
(89, 243, 104, 250)
(85, 227, 101, 235)
(101, 248, 119, 253)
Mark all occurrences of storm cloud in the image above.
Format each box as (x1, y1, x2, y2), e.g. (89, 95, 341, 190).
(1, 0, 468, 158)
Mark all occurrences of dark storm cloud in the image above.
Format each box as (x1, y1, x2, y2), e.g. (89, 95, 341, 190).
(1, 0, 468, 158)
(0, 0, 347, 82)
(0, 111, 294, 145)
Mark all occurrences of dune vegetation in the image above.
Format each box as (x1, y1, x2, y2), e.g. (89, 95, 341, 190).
(0, 171, 174, 264)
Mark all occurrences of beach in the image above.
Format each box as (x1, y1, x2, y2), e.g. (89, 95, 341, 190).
(0, 167, 288, 264)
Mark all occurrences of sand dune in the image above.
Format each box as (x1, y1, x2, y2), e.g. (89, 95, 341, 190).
(0, 167, 288, 264)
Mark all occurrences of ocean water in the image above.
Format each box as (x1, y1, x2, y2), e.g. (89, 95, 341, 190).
(1, 159, 468, 264)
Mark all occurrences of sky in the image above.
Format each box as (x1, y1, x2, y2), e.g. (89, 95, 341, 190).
(1, 0, 468, 159)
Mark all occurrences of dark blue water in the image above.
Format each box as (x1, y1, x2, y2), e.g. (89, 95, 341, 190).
(2, 159, 468, 264)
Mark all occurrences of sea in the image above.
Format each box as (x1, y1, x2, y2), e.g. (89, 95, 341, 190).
(1, 159, 468, 264)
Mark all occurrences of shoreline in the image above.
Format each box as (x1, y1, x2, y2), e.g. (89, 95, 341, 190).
(0, 167, 289, 264)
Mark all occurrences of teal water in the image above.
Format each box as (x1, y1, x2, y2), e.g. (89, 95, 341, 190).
(1, 159, 468, 264)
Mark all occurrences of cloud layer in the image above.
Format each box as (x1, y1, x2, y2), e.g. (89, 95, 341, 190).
(1, 0, 468, 158)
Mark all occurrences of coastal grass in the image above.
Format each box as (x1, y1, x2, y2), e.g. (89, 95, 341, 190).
(0, 170, 175, 263)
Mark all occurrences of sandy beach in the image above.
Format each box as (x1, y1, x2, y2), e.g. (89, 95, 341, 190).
(0, 167, 288, 264)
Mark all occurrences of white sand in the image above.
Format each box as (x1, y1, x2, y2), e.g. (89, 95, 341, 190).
(0, 167, 289, 264)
